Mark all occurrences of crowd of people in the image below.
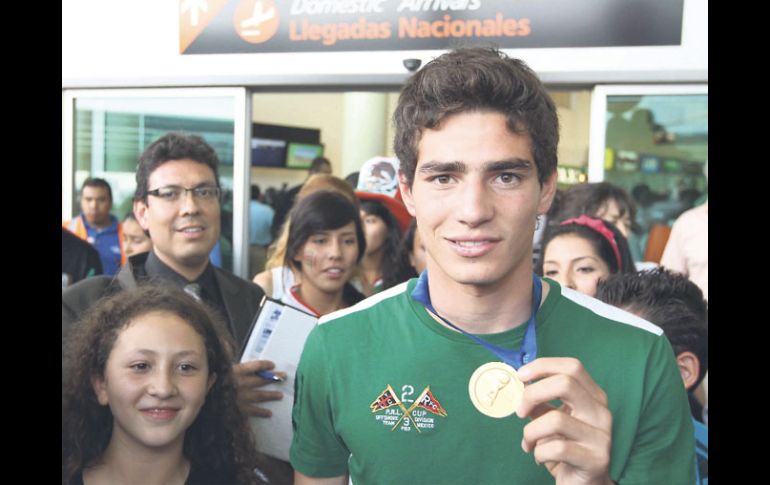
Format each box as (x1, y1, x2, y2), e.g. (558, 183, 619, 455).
(63, 46, 707, 484)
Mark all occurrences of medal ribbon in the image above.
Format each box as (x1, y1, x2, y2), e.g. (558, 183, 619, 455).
(411, 271, 541, 369)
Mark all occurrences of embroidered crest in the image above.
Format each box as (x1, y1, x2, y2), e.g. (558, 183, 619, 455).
(370, 384, 447, 432)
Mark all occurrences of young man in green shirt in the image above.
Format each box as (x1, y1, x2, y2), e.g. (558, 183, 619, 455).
(290, 46, 694, 485)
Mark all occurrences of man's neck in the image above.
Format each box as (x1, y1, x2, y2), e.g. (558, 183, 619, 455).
(153, 250, 208, 282)
(426, 263, 543, 335)
(84, 214, 112, 231)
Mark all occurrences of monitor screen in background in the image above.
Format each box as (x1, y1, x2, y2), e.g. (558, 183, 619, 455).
(286, 142, 324, 169)
(251, 138, 287, 167)
(639, 155, 661, 174)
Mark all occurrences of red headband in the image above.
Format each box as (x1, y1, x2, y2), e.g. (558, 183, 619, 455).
(560, 215, 622, 270)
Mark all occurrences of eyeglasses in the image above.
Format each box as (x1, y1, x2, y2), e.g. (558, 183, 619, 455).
(147, 185, 221, 203)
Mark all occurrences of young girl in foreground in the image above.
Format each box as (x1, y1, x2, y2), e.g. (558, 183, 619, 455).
(62, 285, 260, 485)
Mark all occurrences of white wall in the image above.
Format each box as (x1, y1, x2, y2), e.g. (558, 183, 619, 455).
(62, 0, 707, 88)
(250, 92, 346, 188)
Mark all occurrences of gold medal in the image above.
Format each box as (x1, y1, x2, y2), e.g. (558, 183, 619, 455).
(468, 362, 524, 418)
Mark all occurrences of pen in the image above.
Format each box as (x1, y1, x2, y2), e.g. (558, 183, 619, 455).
(256, 370, 284, 382)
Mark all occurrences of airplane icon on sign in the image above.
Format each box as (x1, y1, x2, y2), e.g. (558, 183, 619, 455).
(241, 0, 275, 36)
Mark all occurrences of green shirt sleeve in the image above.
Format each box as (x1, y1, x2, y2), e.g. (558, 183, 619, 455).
(290, 325, 350, 477)
(615, 334, 696, 484)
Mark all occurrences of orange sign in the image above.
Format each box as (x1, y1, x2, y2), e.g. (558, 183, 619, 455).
(234, 0, 280, 44)
(179, 0, 230, 53)
(180, 0, 683, 54)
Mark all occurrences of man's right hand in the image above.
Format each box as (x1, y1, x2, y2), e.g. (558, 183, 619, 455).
(233, 359, 285, 418)
(517, 357, 614, 485)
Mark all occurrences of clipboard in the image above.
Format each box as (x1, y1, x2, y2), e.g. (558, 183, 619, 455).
(239, 295, 319, 462)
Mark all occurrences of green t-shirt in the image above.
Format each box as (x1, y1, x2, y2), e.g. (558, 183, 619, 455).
(291, 278, 694, 484)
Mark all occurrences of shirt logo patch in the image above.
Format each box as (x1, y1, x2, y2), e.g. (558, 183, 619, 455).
(370, 384, 447, 432)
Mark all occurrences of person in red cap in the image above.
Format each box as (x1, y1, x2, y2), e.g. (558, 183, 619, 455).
(353, 156, 414, 295)
(355, 197, 402, 295)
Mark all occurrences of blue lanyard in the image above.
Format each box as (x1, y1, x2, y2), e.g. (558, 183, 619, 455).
(410, 271, 541, 369)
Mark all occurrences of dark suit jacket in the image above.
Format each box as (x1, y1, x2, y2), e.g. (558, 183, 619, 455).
(62, 227, 103, 287)
(62, 252, 265, 347)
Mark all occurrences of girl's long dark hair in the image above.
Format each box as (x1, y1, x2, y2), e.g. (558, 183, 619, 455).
(390, 218, 420, 286)
(361, 199, 404, 290)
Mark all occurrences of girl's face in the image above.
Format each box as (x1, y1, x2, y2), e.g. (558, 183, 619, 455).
(123, 218, 153, 257)
(361, 211, 388, 256)
(93, 311, 215, 452)
(409, 228, 427, 275)
(297, 222, 359, 294)
(542, 234, 611, 297)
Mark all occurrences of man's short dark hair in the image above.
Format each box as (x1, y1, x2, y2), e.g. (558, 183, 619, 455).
(134, 132, 221, 202)
(250, 184, 261, 200)
(596, 268, 708, 388)
(81, 178, 112, 202)
(393, 46, 559, 186)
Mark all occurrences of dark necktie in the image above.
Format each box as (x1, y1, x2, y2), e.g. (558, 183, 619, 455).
(184, 283, 203, 303)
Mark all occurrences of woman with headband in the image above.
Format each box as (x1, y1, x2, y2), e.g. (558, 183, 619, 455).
(537, 214, 635, 297)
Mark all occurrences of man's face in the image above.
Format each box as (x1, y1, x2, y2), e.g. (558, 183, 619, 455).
(399, 111, 556, 289)
(80, 186, 112, 227)
(134, 159, 220, 276)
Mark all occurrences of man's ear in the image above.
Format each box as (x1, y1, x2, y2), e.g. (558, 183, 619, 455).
(676, 351, 701, 391)
(134, 200, 150, 231)
(398, 171, 416, 217)
(91, 375, 110, 406)
(537, 171, 558, 216)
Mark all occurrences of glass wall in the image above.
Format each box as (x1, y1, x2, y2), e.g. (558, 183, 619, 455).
(62, 86, 601, 277)
(63, 89, 250, 274)
(589, 85, 708, 257)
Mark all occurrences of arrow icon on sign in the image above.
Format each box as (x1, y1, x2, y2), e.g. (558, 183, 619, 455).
(181, 0, 208, 27)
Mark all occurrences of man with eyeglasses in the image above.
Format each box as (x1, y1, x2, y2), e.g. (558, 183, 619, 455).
(63, 132, 292, 483)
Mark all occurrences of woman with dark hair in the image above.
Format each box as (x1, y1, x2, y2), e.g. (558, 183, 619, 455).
(62, 285, 261, 485)
(256, 190, 365, 316)
(258, 174, 359, 277)
(357, 199, 403, 295)
(556, 181, 645, 262)
(122, 211, 152, 258)
(557, 182, 637, 238)
(537, 215, 635, 297)
(389, 219, 426, 288)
